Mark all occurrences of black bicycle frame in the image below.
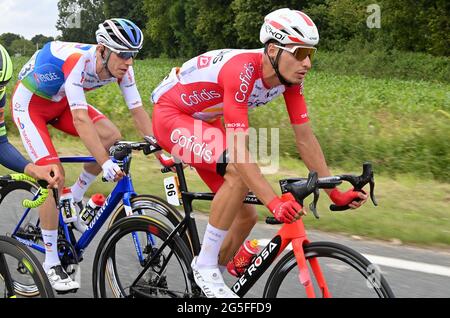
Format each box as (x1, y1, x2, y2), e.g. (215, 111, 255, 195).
(132, 162, 284, 297)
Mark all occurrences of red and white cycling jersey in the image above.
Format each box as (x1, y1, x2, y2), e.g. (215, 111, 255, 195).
(18, 41, 142, 110)
(151, 48, 309, 129)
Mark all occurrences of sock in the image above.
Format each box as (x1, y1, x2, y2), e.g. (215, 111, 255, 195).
(41, 229, 60, 272)
(197, 223, 228, 267)
(71, 169, 97, 202)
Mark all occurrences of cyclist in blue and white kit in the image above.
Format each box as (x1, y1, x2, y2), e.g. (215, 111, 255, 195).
(0, 44, 59, 189)
(11, 19, 155, 292)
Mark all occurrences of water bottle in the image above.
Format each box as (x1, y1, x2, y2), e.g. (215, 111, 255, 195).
(60, 187, 77, 224)
(80, 193, 106, 225)
(227, 239, 260, 277)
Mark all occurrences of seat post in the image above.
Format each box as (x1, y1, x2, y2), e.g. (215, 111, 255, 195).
(174, 163, 202, 254)
(175, 163, 188, 193)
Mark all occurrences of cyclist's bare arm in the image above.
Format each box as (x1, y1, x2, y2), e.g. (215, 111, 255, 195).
(292, 122, 333, 195)
(72, 109, 110, 165)
(293, 122, 367, 207)
(129, 106, 154, 136)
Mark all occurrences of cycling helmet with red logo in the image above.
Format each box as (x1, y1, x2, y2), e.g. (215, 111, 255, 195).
(260, 8, 319, 46)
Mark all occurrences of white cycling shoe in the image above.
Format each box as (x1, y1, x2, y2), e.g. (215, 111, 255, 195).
(191, 257, 238, 298)
(46, 265, 80, 293)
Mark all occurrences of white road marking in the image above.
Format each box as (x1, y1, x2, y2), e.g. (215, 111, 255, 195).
(257, 239, 450, 278)
(361, 254, 450, 278)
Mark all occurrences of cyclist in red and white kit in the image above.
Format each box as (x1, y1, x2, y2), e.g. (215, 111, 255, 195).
(151, 8, 368, 297)
(11, 18, 154, 293)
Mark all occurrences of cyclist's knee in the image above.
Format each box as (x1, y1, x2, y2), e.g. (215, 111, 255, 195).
(105, 128, 122, 148)
(94, 119, 122, 147)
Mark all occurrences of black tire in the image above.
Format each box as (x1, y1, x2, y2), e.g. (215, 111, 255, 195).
(0, 179, 38, 206)
(263, 242, 395, 298)
(108, 195, 193, 254)
(0, 236, 54, 298)
(0, 179, 40, 239)
(93, 215, 194, 298)
(0, 181, 45, 297)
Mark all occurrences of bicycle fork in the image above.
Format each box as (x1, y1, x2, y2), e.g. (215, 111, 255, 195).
(291, 238, 330, 298)
(281, 220, 331, 298)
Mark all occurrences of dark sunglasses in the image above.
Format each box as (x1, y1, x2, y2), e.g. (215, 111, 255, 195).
(116, 51, 138, 60)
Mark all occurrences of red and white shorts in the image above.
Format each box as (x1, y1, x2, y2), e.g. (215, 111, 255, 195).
(11, 82, 106, 165)
(152, 101, 229, 192)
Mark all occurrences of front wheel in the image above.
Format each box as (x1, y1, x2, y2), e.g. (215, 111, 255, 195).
(109, 195, 193, 254)
(263, 242, 394, 298)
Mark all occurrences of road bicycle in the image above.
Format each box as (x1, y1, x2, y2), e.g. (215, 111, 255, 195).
(0, 174, 54, 298)
(0, 139, 182, 297)
(92, 157, 395, 298)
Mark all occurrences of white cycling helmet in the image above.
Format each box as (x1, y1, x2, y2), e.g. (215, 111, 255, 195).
(96, 18, 143, 52)
(260, 8, 319, 46)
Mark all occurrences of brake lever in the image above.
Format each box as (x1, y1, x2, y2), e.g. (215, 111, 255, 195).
(309, 187, 320, 219)
(370, 179, 378, 206)
(291, 171, 318, 212)
(277, 171, 318, 222)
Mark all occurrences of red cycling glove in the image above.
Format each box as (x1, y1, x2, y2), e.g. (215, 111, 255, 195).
(329, 188, 362, 206)
(267, 196, 303, 223)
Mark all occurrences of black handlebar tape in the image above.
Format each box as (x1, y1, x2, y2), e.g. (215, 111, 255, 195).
(37, 180, 49, 188)
(265, 217, 282, 225)
(330, 204, 351, 211)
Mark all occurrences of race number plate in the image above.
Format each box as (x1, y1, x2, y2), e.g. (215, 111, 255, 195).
(163, 176, 181, 206)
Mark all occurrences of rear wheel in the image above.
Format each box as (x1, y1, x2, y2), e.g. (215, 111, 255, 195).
(263, 242, 394, 298)
(93, 215, 195, 298)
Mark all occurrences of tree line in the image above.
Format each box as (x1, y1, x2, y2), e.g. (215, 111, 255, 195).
(57, 0, 449, 58)
(0, 33, 54, 56)
(2, 0, 449, 58)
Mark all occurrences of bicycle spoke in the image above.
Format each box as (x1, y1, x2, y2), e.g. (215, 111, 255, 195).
(95, 216, 193, 298)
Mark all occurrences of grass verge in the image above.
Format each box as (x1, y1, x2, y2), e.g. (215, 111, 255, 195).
(1, 136, 448, 248)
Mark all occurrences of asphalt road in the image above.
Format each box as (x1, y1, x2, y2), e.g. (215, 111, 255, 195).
(1, 192, 449, 298)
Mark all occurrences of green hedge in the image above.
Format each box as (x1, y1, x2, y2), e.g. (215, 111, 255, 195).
(4, 53, 449, 181)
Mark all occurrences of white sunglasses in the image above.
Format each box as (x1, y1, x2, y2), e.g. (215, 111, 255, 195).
(274, 45, 317, 62)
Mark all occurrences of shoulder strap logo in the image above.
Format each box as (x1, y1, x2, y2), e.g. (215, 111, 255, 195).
(197, 55, 212, 69)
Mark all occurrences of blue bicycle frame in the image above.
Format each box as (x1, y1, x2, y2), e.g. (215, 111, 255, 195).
(11, 155, 152, 264)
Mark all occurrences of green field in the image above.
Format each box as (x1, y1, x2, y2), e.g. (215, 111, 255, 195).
(1, 55, 449, 247)
(5, 55, 449, 180)
(1, 136, 449, 249)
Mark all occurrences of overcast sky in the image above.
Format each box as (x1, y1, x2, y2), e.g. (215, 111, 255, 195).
(0, 0, 60, 40)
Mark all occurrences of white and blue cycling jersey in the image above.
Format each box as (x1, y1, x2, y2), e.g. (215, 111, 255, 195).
(18, 41, 142, 110)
